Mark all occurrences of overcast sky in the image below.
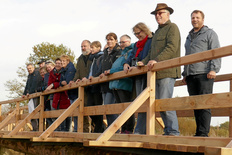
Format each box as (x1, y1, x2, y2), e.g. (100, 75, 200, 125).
(1, 0, 232, 126)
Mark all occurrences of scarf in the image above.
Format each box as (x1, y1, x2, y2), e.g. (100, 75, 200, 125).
(135, 35, 148, 57)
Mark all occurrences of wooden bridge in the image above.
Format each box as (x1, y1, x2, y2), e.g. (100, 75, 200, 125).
(1, 45, 232, 155)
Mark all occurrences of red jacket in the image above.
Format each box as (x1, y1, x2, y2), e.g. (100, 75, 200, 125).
(48, 68, 70, 109)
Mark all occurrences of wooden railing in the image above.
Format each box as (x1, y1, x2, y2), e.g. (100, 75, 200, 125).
(0, 45, 232, 144)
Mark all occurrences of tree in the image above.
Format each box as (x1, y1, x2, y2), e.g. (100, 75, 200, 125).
(4, 42, 76, 109)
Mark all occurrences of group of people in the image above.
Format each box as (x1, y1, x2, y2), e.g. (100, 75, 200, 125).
(22, 3, 221, 137)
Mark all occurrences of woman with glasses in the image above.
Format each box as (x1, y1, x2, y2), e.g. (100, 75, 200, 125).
(123, 22, 153, 134)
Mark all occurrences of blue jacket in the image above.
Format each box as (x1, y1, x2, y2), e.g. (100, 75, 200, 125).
(125, 38, 152, 65)
(60, 62, 78, 100)
(109, 44, 134, 92)
(182, 26, 221, 76)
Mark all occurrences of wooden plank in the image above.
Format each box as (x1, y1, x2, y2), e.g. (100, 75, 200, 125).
(175, 73, 232, 87)
(147, 71, 156, 135)
(151, 45, 232, 72)
(84, 140, 144, 148)
(38, 98, 80, 140)
(156, 92, 232, 111)
(15, 102, 20, 126)
(8, 104, 42, 136)
(78, 87, 84, 133)
(0, 110, 16, 130)
(95, 87, 150, 143)
(31, 137, 75, 142)
(39, 96, 44, 132)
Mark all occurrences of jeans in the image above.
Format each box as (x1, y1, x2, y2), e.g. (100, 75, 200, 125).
(31, 97, 39, 131)
(134, 75, 147, 134)
(134, 77, 179, 135)
(113, 89, 135, 133)
(186, 74, 214, 136)
(102, 92, 119, 132)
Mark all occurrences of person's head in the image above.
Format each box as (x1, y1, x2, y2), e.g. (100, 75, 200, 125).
(119, 35, 131, 50)
(39, 67, 47, 78)
(90, 41, 102, 54)
(191, 10, 205, 32)
(26, 63, 35, 74)
(106, 32, 118, 50)
(54, 58, 62, 71)
(150, 3, 173, 25)
(81, 40, 91, 55)
(38, 59, 46, 68)
(60, 55, 70, 68)
(133, 22, 152, 41)
(45, 61, 55, 73)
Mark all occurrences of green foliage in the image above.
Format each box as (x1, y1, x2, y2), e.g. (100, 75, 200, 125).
(28, 42, 76, 66)
(4, 42, 76, 108)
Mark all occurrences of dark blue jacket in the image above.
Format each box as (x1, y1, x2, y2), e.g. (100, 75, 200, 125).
(60, 62, 78, 100)
(125, 38, 152, 65)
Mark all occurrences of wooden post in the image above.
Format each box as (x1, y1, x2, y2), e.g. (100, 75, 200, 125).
(15, 102, 20, 126)
(78, 87, 84, 133)
(39, 96, 44, 132)
(229, 80, 232, 138)
(146, 71, 156, 135)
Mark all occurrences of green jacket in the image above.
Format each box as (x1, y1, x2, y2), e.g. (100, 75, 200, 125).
(73, 54, 92, 81)
(142, 20, 181, 80)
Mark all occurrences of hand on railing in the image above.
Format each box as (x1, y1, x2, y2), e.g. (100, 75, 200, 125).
(69, 81, 75, 87)
(61, 81, 67, 86)
(136, 61, 145, 67)
(89, 76, 94, 81)
(104, 70, 110, 76)
(182, 77, 186, 84)
(207, 71, 216, 79)
(147, 60, 157, 71)
(75, 79, 81, 84)
(45, 84, 53, 91)
(123, 63, 130, 74)
(99, 73, 105, 79)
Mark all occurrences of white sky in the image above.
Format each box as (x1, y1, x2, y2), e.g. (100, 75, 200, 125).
(1, 0, 232, 126)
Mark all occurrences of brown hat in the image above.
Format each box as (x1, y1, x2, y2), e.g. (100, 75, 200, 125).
(151, 3, 174, 15)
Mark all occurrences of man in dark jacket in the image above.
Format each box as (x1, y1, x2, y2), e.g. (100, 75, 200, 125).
(69, 40, 92, 132)
(140, 3, 181, 136)
(22, 63, 42, 131)
(182, 10, 221, 137)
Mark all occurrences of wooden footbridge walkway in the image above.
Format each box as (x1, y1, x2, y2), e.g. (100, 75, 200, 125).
(1, 45, 232, 155)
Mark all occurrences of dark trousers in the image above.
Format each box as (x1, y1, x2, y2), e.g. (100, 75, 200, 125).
(113, 89, 135, 133)
(186, 74, 214, 136)
(87, 91, 104, 133)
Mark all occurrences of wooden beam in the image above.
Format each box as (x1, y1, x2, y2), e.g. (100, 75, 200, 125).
(39, 96, 44, 132)
(78, 87, 84, 133)
(8, 104, 42, 136)
(151, 45, 232, 72)
(95, 87, 150, 143)
(15, 102, 20, 126)
(0, 110, 16, 130)
(147, 71, 156, 135)
(156, 92, 232, 111)
(31, 137, 75, 142)
(84, 140, 144, 148)
(38, 98, 80, 140)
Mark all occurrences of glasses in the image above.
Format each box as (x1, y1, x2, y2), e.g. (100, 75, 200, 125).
(119, 41, 129, 44)
(134, 31, 142, 36)
(155, 11, 167, 16)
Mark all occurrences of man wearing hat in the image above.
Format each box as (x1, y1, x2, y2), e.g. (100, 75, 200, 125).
(182, 10, 221, 137)
(139, 3, 181, 135)
(38, 58, 46, 68)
